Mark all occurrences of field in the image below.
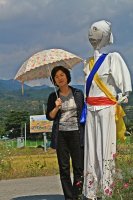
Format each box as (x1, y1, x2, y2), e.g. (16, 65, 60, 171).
(0, 137, 133, 200)
(0, 141, 58, 180)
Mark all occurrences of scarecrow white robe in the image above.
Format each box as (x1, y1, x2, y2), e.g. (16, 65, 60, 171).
(83, 52, 132, 199)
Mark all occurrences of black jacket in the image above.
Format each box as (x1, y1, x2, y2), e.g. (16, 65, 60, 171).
(46, 86, 85, 149)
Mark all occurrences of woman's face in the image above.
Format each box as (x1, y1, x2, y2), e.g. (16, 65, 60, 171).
(54, 70, 68, 87)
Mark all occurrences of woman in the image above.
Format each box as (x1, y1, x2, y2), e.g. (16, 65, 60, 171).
(46, 66, 85, 200)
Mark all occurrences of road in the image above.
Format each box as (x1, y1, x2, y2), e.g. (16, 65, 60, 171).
(0, 175, 64, 200)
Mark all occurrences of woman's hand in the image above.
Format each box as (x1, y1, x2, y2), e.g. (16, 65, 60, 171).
(55, 98, 62, 108)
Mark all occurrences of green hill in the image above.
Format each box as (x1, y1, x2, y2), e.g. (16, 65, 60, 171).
(0, 79, 84, 115)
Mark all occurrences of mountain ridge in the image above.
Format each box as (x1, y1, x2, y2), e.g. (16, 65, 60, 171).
(0, 79, 84, 92)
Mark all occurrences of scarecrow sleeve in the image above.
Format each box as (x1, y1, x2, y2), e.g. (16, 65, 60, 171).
(110, 52, 132, 95)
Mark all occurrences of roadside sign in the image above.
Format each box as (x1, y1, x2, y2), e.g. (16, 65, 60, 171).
(30, 115, 53, 133)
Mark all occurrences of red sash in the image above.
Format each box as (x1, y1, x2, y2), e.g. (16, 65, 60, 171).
(86, 97, 116, 106)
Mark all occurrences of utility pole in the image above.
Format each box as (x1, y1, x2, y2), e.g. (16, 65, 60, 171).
(43, 132, 47, 152)
(43, 104, 45, 114)
(24, 123, 26, 147)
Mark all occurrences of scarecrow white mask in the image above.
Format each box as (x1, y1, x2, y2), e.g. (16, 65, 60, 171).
(88, 20, 113, 50)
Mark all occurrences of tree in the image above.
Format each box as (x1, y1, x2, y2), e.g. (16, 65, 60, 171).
(5, 110, 30, 138)
(0, 122, 5, 138)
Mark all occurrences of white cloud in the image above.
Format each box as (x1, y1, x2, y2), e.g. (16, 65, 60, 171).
(0, 0, 54, 20)
(0, 0, 133, 84)
(0, 0, 7, 5)
(0, 0, 132, 21)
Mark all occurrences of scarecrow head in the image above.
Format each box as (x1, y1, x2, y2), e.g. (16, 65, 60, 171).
(88, 20, 113, 50)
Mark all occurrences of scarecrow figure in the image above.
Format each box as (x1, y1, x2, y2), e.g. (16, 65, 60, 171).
(83, 20, 132, 199)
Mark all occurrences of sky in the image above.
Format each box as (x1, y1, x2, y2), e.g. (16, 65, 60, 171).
(0, 0, 133, 86)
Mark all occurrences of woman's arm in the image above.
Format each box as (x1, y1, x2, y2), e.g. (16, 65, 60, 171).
(46, 93, 62, 120)
(49, 98, 62, 119)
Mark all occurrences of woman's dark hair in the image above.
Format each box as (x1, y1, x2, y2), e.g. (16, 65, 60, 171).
(50, 66, 71, 86)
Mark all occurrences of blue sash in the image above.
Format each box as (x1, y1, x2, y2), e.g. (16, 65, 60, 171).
(80, 53, 107, 124)
(86, 53, 107, 97)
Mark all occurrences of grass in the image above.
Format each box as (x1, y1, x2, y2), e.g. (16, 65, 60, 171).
(0, 137, 133, 199)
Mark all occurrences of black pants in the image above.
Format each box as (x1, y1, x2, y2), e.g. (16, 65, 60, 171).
(56, 130, 84, 200)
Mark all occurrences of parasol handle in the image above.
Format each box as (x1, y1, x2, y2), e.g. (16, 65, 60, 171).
(50, 75, 58, 98)
(47, 65, 58, 99)
(21, 82, 24, 95)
